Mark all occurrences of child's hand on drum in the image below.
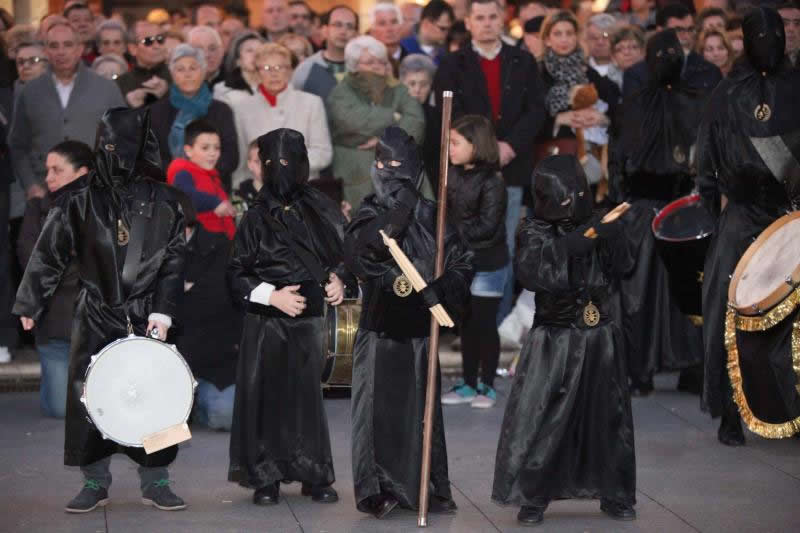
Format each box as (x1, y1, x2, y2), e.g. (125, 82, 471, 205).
(147, 319, 170, 341)
(20, 316, 34, 330)
(325, 273, 345, 306)
(270, 285, 307, 317)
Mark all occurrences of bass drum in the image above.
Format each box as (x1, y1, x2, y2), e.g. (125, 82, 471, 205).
(321, 299, 361, 388)
(81, 335, 197, 448)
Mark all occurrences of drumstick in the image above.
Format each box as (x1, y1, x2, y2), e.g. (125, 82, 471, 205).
(584, 202, 631, 238)
(380, 230, 455, 328)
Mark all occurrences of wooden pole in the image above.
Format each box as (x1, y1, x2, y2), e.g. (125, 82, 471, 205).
(418, 90, 453, 528)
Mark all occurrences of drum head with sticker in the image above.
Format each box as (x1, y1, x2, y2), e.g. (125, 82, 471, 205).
(83, 337, 195, 447)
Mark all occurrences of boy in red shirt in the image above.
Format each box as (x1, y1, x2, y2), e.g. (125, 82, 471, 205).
(167, 119, 236, 239)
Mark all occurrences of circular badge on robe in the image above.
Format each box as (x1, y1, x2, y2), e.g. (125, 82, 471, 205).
(673, 145, 686, 164)
(583, 302, 600, 327)
(117, 219, 130, 246)
(393, 275, 413, 297)
(754, 103, 771, 122)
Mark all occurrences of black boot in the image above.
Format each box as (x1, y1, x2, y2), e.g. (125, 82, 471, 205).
(374, 494, 399, 519)
(630, 377, 654, 397)
(517, 505, 545, 526)
(253, 482, 280, 505)
(677, 365, 703, 395)
(600, 499, 636, 520)
(301, 483, 339, 503)
(428, 494, 457, 514)
(65, 480, 109, 513)
(718, 411, 745, 446)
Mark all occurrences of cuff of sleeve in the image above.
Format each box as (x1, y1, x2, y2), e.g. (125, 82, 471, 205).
(147, 313, 173, 328)
(249, 282, 276, 306)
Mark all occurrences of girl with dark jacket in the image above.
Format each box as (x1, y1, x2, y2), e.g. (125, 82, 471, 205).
(442, 115, 509, 409)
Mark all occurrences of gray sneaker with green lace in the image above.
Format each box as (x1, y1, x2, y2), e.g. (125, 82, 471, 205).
(65, 479, 109, 513)
(141, 479, 186, 511)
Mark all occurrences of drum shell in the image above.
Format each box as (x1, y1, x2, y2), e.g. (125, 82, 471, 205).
(655, 235, 710, 317)
(321, 300, 361, 387)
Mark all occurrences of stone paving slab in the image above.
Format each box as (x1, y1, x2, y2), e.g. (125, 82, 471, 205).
(1, 373, 799, 533)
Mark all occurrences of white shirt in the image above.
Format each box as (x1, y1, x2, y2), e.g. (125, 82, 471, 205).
(52, 73, 77, 109)
(471, 40, 502, 61)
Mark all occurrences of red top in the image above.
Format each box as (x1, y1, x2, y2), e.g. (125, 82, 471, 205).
(167, 158, 236, 239)
(259, 84, 278, 107)
(479, 55, 502, 124)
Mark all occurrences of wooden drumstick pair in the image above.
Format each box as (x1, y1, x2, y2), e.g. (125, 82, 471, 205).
(379, 230, 455, 328)
(584, 202, 631, 239)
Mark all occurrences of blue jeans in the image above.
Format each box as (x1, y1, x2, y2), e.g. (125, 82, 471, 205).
(194, 379, 235, 431)
(471, 264, 511, 298)
(498, 185, 523, 324)
(38, 338, 70, 418)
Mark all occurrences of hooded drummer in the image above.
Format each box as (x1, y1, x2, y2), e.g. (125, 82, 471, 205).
(227, 128, 352, 506)
(697, 6, 800, 446)
(491, 155, 636, 527)
(344, 126, 473, 519)
(13, 108, 187, 513)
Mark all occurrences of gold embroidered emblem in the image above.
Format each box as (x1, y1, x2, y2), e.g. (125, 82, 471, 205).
(117, 219, 130, 246)
(673, 145, 686, 164)
(393, 275, 412, 297)
(104, 143, 115, 151)
(583, 301, 600, 327)
(754, 103, 771, 122)
(697, 270, 704, 283)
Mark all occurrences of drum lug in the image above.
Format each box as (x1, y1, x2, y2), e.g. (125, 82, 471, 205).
(90, 355, 98, 364)
(786, 276, 794, 286)
(192, 380, 198, 390)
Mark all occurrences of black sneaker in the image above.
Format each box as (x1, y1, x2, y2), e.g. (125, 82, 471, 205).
(600, 499, 636, 520)
(517, 505, 545, 526)
(65, 480, 109, 513)
(141, 479, 187, 511)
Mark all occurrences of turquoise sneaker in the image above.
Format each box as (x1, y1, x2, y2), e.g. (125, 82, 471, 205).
(441, 381, 477, 405)
(471, 383, 497, 409)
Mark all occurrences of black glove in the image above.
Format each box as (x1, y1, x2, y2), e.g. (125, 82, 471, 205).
(594, 217, 625, 240)
(391, 184, 418, 212)
(562, 230, 596, 256)
(421, 278, 444, 308)
(383, 204, 414, 239)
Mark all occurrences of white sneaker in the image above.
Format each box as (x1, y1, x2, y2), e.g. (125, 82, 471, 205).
(441, 382, 477, 405)
(0, 346, 11, 363)
(470, 385, 497, 408)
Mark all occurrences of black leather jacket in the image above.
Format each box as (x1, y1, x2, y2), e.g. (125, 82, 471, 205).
(447, 164, 509, 271)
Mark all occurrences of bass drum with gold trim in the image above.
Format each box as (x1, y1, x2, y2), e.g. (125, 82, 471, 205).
(726, 211, 800, 438)
(321, 299, 361, 388)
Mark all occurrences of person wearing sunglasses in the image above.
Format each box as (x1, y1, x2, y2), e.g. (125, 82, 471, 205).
(116, 20, 171, 108)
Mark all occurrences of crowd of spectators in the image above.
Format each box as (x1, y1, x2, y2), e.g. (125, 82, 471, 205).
(1, 0, 799, 427)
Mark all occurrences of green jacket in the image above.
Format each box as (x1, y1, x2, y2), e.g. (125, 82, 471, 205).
(327, 74, 425, 208)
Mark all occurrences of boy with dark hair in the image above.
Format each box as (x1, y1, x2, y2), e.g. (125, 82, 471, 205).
(167, 118, 236, 239)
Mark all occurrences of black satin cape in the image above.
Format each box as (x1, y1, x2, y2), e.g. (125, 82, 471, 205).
(344, 195, 473, 510)
(492, 217, 636, 507)
(696, 7, 800, 417)
(13, 175, 185, 467)
(226, 182, 350, 490)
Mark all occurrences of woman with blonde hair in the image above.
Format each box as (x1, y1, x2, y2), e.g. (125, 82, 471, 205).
(697, 29, 735, 77)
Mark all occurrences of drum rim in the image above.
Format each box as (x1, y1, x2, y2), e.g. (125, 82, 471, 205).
(651, 194, 713, 242)
(83, 334, 196, 447)
(728, 211, 800, 316)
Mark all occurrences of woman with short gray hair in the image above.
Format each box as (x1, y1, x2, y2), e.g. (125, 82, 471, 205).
(149, 44, 239, 190)
(398, 53, 436, 104)
(328, 35, 425, 208)
(91, 54, 128, 81)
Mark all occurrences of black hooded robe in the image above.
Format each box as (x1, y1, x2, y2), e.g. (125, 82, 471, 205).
(492, 156, 636, 508)
(609, 30, 708, 388)
(344, 126, 473, 512)
(227, 129, 350, 490)
(12, 108, 186, 467)
(697, 8, 800, 420)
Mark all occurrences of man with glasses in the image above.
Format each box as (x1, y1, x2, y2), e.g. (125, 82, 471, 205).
(292, 5, 358, 100)
(261, 0, 291, 42)
(369, 2, 409, 76)
(289, 1, 315, 38)
(9, 22, 124, 204)
(96, 20, 128, 59)
(188, 26, 226, 87)
(116, 21, 171, 108)
(400, 0, 455, 65)
(778, 2, 800, 67)
(623, 3, 721, 99)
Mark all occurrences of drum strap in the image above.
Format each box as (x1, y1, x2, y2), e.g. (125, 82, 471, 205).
(121, 186, 154, 298)
(259, 210, 330, 287)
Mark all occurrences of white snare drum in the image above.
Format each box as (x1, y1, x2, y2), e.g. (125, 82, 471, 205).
(81, 335, 197, 450)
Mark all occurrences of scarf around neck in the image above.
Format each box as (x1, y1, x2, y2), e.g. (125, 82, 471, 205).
(167, 83, 212, 159)
(347, 71, 389, 104)
(544, 47, 589, 116)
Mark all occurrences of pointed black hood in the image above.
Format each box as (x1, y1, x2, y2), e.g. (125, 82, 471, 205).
(370, 125, 423, 207)
(93, 107, 162, 188)
(533, 155, 593, 225)
(646, 29, 684, 87)
(743, 7, 786, 75)
(257, 128, 310, 204)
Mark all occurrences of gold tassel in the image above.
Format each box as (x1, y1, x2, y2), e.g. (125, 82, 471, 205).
(733, 289, 800, 332)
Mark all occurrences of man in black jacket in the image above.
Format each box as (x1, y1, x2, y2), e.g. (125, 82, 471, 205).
(623, 4, 722, 99)
(432, 0, 546, 319)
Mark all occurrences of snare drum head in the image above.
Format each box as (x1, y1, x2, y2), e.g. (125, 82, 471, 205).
(84, 337, 195, 447)
(730, 212, 800, 314)
(652, 194, 714, 242)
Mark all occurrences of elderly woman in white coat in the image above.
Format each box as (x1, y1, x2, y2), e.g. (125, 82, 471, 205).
(228, 42, 332, 187)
